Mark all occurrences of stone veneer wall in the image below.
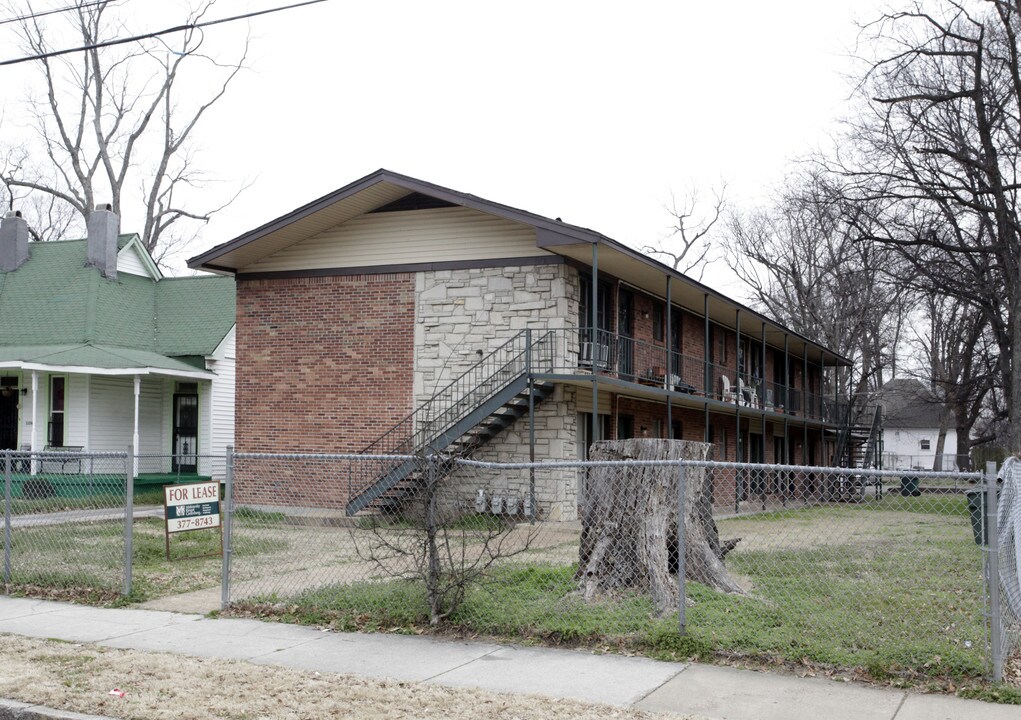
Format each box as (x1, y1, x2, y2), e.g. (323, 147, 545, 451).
(414, 263, 583, 520)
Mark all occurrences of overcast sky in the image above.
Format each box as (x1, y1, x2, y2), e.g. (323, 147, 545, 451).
(0, 0, 881, 289)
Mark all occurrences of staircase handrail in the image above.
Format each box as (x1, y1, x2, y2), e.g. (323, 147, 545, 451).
(862, 404, 882, 468)
(359, 329, 555, 458)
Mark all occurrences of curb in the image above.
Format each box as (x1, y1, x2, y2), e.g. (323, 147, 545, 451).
(0, 699, 115, 720)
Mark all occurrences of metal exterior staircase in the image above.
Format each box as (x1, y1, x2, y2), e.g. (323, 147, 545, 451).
(834, 402, 882, 469)
(345, 330, 555, 516)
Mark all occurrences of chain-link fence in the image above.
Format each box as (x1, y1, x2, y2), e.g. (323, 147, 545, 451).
(2, 445, 1014, 684)
(2, 450, 131, 598)
(222, 449, 1016, 683)
(996, 458, 1021, 681)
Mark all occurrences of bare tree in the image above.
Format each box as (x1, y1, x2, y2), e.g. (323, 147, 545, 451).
(0, 1, 248, 264)
(642, 181, 727, 281)
(353, 456, 539, 626)
(906, 295, 996, 468)
(834, 0, 1021, 452)
(724, 170, 912, 401)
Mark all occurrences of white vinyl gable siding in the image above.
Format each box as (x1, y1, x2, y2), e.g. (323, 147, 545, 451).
(243, 206, 546, 273)
(116, 245, 153, 277)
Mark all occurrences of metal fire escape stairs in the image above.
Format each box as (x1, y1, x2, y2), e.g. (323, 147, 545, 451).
(830, 402, 884, 500)
(345, 330, 555, 516)
(834, 403, 883, 470)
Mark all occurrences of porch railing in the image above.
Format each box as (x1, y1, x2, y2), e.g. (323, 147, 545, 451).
(552, 328, 847, 423)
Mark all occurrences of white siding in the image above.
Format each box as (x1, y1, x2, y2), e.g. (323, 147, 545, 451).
(87, 376, 164, 455)
(882, 427, 959, 470)
(88, 376, 133, 452)
(244, 206, 545, 273)
(208, 328, 235, 480)
(138, 379, 164, 457)
(197, 377, 212, 477)
(66, 374, 88, 447)
(117, 245, 152, 277)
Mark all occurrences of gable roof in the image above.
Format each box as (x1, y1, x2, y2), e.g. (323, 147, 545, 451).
(188, 168, 851, 367)
(878, 378, 942, 429)
(188, 169, 611, 273)
(0, 239, 235, 376)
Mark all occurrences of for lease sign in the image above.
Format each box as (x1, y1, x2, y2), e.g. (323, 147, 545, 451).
(164, 481, 220, 534)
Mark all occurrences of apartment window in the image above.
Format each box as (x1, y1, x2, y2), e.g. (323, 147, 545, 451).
(48, 376, 66, 447)
(652, 303, 664, 341)
(920, 438, 931, 451)
(618, 415, 635, 440)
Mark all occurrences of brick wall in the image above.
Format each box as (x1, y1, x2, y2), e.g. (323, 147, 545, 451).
(235, 273, 415, 454)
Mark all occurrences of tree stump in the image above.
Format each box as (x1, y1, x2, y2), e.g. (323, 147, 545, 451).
(577, 439, 744, 615)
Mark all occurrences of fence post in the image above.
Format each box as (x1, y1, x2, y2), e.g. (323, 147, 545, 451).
(526, 328, 536, 524)
(122, 446, 134, 597)
(986, 460, 1003, 682)
(221, 446, 234, 610)
(4, 450, 11, 586)
(677, 461, 687, 634)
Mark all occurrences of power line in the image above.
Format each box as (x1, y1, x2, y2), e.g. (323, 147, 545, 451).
(0, 1, 115, 27)
(0, 0, 328, 67)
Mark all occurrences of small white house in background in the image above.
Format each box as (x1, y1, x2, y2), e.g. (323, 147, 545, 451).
(877, 377, 960, 471)
(0, 208, 236, 480)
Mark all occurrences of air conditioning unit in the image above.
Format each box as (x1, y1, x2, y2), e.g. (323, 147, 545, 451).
(579, 341, 610, 369)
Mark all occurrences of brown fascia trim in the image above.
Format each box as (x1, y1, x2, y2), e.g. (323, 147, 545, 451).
(234, 255, 565, 281)
(187, 169, 608, 270)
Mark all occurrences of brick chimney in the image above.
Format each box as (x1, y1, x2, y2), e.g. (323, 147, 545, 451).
(0, 210, 30, 272)
(87, 203, 119, 280)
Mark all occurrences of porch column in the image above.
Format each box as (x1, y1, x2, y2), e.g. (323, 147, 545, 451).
(30, 371, 38, 475)
(783, 333, 790, 464)
(760, 322, 766, 411)
(803, 344, 809, 461)
(735, 309, 741, 404)
(665, 275, 672, 436)
(132, 375, 140, 478)
(783, 334, 790, 413)
(703, 294, 710, 397)
(591, 242, 599, 444)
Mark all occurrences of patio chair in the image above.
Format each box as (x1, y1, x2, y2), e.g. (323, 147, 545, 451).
(738, 379, 758, 407)
(720, 376, 737, 403)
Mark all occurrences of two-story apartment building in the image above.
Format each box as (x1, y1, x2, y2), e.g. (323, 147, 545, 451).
(190, 170, 853, 518)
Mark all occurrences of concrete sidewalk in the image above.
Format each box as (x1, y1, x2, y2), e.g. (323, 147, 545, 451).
(0, 596, 1013, 720)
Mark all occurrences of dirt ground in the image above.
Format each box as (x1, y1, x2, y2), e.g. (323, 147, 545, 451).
(0, 634, 696, 720)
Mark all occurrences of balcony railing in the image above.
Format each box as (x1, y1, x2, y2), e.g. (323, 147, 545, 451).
(551, 328, 845, 423)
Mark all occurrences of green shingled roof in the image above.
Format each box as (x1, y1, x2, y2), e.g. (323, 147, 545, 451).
(0, 239, 235, 373)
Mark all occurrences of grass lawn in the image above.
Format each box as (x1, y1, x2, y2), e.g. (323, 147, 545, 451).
(235, 495, 995, 688)
(4, 517, 285, 603)
(6, 487, 166, 516)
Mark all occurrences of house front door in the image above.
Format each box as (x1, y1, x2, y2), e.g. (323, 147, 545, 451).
(172, 393, 198, 473)
(0, 377, 18, 450)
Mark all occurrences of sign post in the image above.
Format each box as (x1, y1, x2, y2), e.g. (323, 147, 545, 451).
(163, 481, 222, 561)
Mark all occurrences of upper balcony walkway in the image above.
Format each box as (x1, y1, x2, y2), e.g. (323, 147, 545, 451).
(531, 328, 848, 426)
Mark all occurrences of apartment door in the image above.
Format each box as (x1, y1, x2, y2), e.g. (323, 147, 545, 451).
(172, 393, 199, 473)
(579, 276, 612, 368)
(618, 289, 634, 379)
(748, 432, 765, 495)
